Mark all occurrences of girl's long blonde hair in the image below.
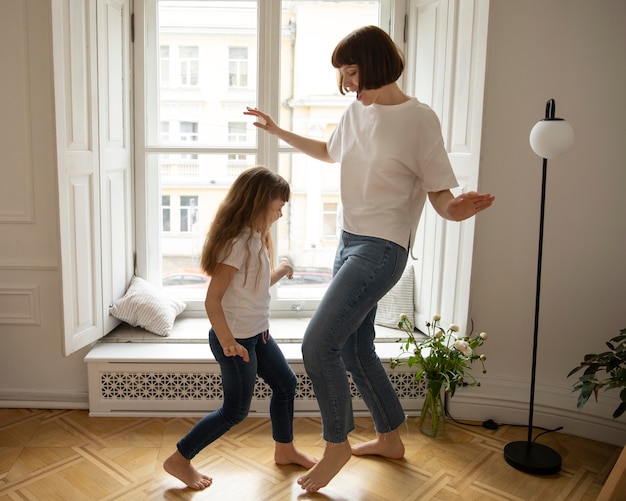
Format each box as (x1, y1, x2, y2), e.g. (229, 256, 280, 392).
(200, 166, 290, 285)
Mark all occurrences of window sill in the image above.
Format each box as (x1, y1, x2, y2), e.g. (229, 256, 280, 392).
(101, 317, 408, 344)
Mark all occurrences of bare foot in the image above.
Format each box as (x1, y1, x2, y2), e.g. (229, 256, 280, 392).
(274, 441, 318, 469)
(350, 429, 405, 459)
(163, 450, 212, 490)
(297, 440, 352, 492)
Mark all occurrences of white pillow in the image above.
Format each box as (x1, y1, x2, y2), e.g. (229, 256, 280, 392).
(109, 276, 186, 336)
(375, 264, 415, 329)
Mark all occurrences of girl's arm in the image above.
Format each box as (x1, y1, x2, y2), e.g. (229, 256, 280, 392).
(205, 263, 250, 362)
(244, 107, 334, 163)
(428, 190, 495, 221)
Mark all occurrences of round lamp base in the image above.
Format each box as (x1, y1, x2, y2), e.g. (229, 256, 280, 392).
(504, 441, 561, 475)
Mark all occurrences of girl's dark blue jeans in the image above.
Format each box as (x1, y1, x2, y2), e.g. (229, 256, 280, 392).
(176, 329, 297, 460)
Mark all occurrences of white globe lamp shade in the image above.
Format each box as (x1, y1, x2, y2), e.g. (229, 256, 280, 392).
(529, 118, 574, 159)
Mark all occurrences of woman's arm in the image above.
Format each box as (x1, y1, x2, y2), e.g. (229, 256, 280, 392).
(205, 263, 250, 361)
(428, 190, 495, 221)
(244, 107, 334, 163)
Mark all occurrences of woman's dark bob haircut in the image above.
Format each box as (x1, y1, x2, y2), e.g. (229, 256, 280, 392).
(331, 25, 405, 95)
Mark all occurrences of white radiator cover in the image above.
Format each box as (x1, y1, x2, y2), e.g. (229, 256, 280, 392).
(87, 360, 425, 416)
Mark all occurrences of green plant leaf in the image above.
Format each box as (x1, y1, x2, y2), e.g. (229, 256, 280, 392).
(613, 401, 626, 419)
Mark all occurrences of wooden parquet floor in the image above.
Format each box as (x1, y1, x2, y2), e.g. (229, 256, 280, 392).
(0, 408, 621, 501)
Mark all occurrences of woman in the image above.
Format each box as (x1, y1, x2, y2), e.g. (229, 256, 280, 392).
(244, 25, 494, 492)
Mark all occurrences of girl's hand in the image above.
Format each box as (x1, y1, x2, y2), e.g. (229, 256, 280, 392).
(243, 107, 280, 135)
(271, 259, 294, 286)
(222, 341, 250, 362)
(278, 259, 294, 280)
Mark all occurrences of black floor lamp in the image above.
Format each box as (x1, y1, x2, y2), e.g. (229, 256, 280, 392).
(503, 99, 574, 475)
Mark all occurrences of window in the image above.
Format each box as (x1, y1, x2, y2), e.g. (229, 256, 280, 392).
(180, 121, 199, 160)
(180, 195, 199, 233)
(55, 0, 486, 353)
(179, 45, 199, 86)
(162, 195, 171, 232)
(160, 45, 170, 85)
(138, 0, 385, 312)
(228, 46, 248, 88)
(228, 121, 247, 143)
(322, 202, 339, 239)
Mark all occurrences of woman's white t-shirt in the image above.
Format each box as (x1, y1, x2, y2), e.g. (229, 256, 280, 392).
(327, 97, 458, 250)
(219, 231, 270, 338)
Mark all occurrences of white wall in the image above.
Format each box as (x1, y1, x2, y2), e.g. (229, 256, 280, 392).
(0, 0, 89, 406)
(458, 0, 626, 445)
(0, 0, 624, 443)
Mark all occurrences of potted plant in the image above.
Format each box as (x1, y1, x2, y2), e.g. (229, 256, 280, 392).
(391, 313, 487, 436)
(567, 328, 626, 419)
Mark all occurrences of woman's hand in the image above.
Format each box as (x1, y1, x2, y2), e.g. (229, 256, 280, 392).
(244, 107, 280, 135)
(445, 191, 495, 221)
(243, 106, 333, 162)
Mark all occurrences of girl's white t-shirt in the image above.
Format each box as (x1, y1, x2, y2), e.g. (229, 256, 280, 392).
(219, 231, 270, 338)
(327, 97, 458, 250)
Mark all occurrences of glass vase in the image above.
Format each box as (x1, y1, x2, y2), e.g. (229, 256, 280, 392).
(419, 378, 446, 437)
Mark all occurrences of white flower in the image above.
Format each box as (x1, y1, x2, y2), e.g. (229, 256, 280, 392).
(454, 339, 472, 356)
(480, 354, 487, 361)
(449, 323, 460, 332)
(400, 313, 409, 321)
(479, 332, 488, 340)
(434, 330, 444, 339)
(432, 313, 441, 321)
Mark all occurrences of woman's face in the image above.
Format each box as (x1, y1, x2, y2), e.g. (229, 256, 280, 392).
(339, 64, 360, 99)
(339, 64, 386, 106)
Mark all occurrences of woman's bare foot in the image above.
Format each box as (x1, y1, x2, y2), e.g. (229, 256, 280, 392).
(350, 429, 405, 459)
(163, 450, 212, 490)
(297, 440, 352, 492)
(274, 441, 318, 469)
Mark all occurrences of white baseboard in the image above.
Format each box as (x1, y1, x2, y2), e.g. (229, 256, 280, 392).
(0, 389, 89, 409)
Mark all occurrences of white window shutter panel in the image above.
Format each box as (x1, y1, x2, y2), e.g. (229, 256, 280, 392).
(97, 0, 134, 335)
(52, 0, 133, 355)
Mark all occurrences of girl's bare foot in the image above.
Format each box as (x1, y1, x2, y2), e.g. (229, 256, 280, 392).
(297, 440, 352, 492)
(350, 429, 405, 459)
(274, 441, 318, 469)
(163, 450, 212, 490)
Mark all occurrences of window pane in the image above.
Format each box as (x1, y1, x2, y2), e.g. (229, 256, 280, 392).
(157, 1, 257, 147)
(150, 1, 380, 308)
(273, 2, 379, 304)
(157, 152, 257, 301)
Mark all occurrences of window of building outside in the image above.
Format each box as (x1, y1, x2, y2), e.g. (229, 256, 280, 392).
(228, 46, 248, 88)
(139, 0, 383, 314)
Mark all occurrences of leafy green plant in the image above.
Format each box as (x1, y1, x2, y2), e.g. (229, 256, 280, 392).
(390, 314, 487, 397)
(567, 328, 626, 419)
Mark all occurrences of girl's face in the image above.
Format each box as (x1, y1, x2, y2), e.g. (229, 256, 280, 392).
(258, 198, 285, 231)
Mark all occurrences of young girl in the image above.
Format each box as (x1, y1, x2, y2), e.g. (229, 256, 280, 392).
(244, 26, 494, 492)
(163, 166, 317, 490)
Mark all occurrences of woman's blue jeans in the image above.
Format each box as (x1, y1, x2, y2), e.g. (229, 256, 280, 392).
(302, 231, 408, 443)
(176, 329, 297, 460)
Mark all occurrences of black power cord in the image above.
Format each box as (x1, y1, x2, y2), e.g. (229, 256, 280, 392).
(443, 394, 564, 440)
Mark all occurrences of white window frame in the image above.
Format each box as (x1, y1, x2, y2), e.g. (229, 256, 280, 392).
(135, 0, 399, 314)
